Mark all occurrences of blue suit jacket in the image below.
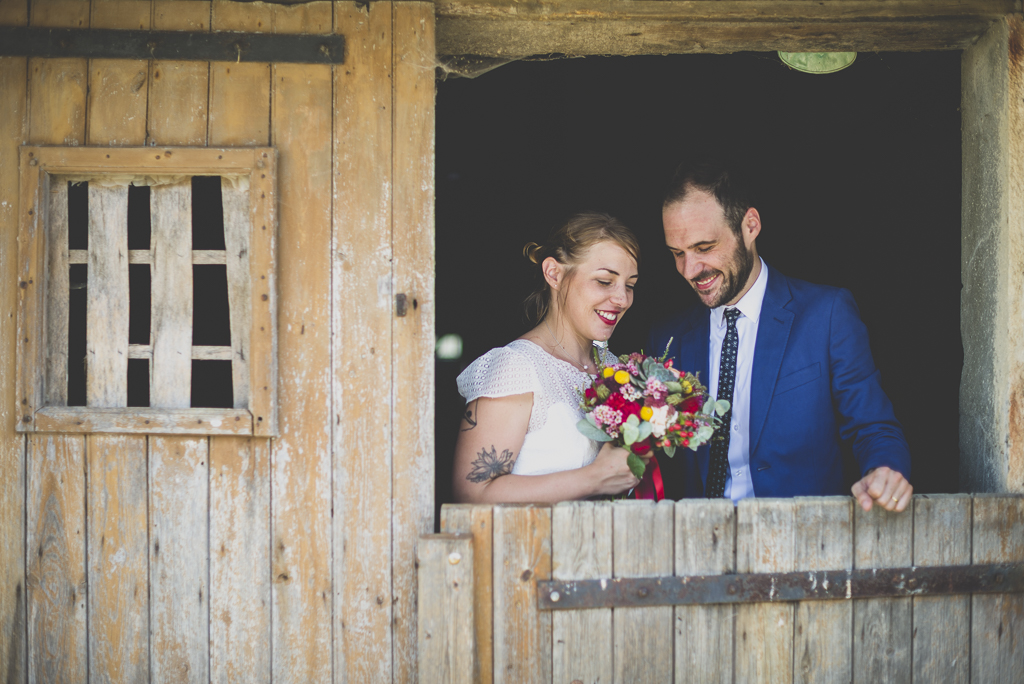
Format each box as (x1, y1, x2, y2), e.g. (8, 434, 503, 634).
(650, 266, 911, 499)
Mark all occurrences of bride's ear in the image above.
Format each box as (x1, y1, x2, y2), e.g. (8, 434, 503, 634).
(542, 257, 564, 290)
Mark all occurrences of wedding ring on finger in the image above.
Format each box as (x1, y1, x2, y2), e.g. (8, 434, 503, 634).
(891, 495, 899, 503)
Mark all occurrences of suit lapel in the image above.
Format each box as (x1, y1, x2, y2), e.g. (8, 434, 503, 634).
(749, 269, 794, 458)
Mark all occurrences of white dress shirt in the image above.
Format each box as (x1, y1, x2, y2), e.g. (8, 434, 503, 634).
(709, 258, 768, 503)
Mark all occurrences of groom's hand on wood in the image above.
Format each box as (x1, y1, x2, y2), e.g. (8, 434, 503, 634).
(851, 466, 912, 513)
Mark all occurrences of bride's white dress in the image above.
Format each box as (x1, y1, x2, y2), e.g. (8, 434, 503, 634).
(457, 339, 614, 476)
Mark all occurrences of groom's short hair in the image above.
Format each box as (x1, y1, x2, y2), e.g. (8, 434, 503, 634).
(663, 158, 753, 236)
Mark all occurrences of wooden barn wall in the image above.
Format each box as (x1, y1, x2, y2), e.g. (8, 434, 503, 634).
(0, 1, 436, 682)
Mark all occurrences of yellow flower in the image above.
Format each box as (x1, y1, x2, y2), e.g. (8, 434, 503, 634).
(640, 406, 653, 421)
(602, 367, 615, 379)
(614, 370, 630, 385)
(681, 381, 692, 394)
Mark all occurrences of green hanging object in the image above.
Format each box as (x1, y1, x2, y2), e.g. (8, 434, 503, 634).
(778, 52, 857, 74)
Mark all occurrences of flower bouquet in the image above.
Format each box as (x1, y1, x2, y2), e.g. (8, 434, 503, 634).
(577, 345, 729, 499)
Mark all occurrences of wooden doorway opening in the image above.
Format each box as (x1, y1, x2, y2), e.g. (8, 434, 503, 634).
(434, 51, 963, 508)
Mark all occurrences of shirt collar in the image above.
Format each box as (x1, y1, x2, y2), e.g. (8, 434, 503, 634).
(710, 257, 768, 328)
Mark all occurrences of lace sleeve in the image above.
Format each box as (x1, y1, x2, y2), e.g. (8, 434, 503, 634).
(457, 346, 540, 403)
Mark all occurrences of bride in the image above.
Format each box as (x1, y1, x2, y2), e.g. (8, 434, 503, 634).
(452, 211, 644, 503)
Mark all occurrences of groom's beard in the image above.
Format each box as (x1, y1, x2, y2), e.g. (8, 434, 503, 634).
(691, 238, 755, 309)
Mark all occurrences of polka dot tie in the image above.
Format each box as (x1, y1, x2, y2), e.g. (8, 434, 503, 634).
(707, 307, 741, 498)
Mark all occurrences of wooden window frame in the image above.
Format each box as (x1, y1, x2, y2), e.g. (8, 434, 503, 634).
(16, 146, 278, 437)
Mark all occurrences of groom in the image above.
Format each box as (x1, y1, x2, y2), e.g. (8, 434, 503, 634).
(650, 159, 912, 512)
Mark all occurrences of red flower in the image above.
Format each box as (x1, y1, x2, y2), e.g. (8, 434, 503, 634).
(584, 387, 596, 400)
(632, 440, 651, 455)
(681, 396, 703, 414)
(607, 392, 641, 421)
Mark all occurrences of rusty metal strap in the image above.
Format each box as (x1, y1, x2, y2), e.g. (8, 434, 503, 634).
(0, 27, 345, 64)
(537, 563, 1024, 610)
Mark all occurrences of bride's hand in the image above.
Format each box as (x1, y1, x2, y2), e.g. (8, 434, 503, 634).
(587, 443, 642, 495)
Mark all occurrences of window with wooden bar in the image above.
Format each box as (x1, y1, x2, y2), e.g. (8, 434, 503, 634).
(17, 147, 277, 436)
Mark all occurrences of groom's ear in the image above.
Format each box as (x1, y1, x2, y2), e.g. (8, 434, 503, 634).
(742, 207, 762, 245)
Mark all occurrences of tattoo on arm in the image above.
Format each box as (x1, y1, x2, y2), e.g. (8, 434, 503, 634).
(461, 399, 479, 432)
(466, 445, 515, 483)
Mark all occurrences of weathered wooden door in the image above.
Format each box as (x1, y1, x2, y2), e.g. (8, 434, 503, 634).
(0, 2, 434, 682)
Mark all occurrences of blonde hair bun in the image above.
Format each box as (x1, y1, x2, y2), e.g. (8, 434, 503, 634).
(523, 242, 544, 264)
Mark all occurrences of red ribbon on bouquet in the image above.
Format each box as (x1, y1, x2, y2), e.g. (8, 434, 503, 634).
(634, 455, 665, 502)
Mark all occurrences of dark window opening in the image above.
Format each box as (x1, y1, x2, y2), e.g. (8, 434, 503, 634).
(127, 185, 150, 250)
(128, 264, 151, 345)
(193, 265, 231, 348)
(191, 360, 233, 408)
(127, 359, 149, 407)
(192, 176, 226, 250)
(67, 263, 87, 407)
(435, 52, 963, 512)
(67, 181, 87, 250)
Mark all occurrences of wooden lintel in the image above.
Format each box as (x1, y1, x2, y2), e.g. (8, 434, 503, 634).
(435, 0, 1020, 57)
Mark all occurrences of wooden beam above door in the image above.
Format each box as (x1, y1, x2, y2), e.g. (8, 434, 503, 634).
(435, 0, 1020, 57)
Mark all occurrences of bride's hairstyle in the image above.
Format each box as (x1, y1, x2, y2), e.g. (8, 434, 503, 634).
(523, 211, 640, 325)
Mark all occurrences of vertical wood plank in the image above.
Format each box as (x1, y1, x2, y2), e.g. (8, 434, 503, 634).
(735, 498, 795, 684)
(793, 497, 853, 684)
(391, 5, 436, 682)
(221, 180, 250, 410)
(148, 436, 208, 684)
(22, 14, 84, 682)
(87, 434, 148, 684)
(153, 0, 208, 30)
(333, 3, 394, 682)
(492, 505, 552, 684)
(417, 534, 476, 684)
(26, 435, 86, 684)
(149, 0, 209, 147)
(853, 503, 913, 684)
(86, 58, 150, 146)
(440, 504, 493, 684)
(29, 0, 88, 28)
(86, 185, 130, 408)
(0, 54, 28, 684)
(971, 494, 1024, 683)
(43, 178, 69, 406)
(270, 6, 334, 679)
(209, 0, 271, 147)
(912, 494, 971, 683)
(674, 499, 736, 684)
(209, 437, 270, 684)
(148, 61, 208, 147)
(149, 183, 193, 409)
(90, 0, 149, 29)
(28, 59, 87, 145)
(550, 501, 612, 684)
(205, 5, 272, 678)
(611, 500, 673, 683)
(0, 0, 28, 24)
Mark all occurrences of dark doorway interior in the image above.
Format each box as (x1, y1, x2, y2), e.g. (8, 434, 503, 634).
(435, 52, 962, 511)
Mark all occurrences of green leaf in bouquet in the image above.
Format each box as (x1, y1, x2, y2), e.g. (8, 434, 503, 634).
(637, 421, 652, 442)
(663, 444, 676, 458)
(625, 413, 640, 427)
(626, 453, 646, 479)
(666, 393, 682, 406)
(596, 384, 611, 400)
(696, 425, 714, 441)
(577, 418, 614, 442)
(665, 382, 682, 393)
(650, 366, 675, 383)
(702, 398, 715, 415)
(622, 422, 639, 445)
(715, 399, 731, 416)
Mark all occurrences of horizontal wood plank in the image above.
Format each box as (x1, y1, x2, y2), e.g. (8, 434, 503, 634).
(128, 344, 233, 361)
(24, 145, 265, 175)
(34, 407, 253, 435)
(69, 249, 226, 265)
